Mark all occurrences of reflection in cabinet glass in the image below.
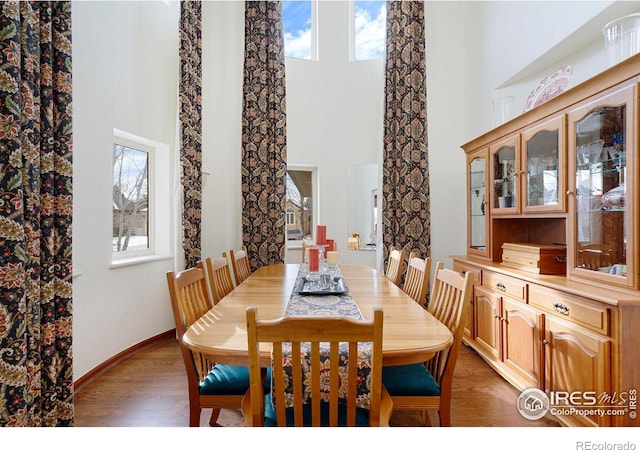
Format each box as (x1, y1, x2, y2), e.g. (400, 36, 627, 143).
(574, 104, 627, 277)
(526, 130, 559, 207)
(469, 156, 486, 251)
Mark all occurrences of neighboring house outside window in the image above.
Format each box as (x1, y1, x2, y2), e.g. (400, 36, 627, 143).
(286, 167, 316, 243)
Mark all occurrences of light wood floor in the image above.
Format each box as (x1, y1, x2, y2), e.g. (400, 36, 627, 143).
(74, 337, 560, 427)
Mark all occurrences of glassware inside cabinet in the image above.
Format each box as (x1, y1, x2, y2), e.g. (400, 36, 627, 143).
(469, 156, 487, 251)
(493, 145, 517, 210)
(574, 104, 627, 277)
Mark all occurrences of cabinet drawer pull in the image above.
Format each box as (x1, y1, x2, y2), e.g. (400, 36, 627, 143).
(553, 302, 570, 315)
(543, 339, 549, 345)
(554, 254, 566, 263)
(496, 282, 506, 292)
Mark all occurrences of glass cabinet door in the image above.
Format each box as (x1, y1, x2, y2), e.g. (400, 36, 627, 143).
(568, 85, 636, 288)
(490, 135, 519, 215)
(467, 149, 489, 257)
(522, 115, 565, 213)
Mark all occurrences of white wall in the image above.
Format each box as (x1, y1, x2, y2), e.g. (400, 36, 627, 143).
(201, 2, 245, 261)
(199, 1, 385, 268)
(72, 0, 179, 379)
(72, 0, 637, 380)
(282, 1, 385, 267)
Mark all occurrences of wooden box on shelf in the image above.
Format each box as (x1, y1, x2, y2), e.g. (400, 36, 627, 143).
(501, 242, 567, 274)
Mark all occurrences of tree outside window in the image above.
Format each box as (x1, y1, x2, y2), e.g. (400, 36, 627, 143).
(112, 144, 150, 255)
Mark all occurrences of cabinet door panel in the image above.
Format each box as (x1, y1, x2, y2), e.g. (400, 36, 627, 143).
(522, 115, 566, 213)
(474, 286, 500, 359)
(545, 316, 611, 426)
(467, 149, 491, 258)
(567, 84, 637, 289)
(490, 135, 520, 215)
(502, 298, 542, 389)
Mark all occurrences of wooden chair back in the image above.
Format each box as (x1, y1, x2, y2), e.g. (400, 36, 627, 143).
(402, 252, 431, 307)
(167, 267, 212, 339)
(243, 307, 391, 427)
(201, 257, 235, 304)
(166, 266, 247, 426)
(425, 262, 473, 393)
(577, 243, 613, 270)
(226, 245, 252, 286)
(384, 246, 406, 287)
(166, 268, 216, 421)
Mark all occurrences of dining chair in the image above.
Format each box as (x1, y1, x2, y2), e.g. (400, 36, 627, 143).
(200, 257, 234, 304)
(225, 245, 252, 286)
(384, 245, 406, 287)
(166, 266, 250, 426)
(242, 307, 392, 427)
(381, 262, 473, 426)
(402, 252, 432, 307)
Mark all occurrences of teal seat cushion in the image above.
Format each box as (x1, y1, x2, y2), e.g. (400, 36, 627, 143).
(200, 365, 271, 395)
(263, 393, 370, 427)
(382, 364, 440, 396)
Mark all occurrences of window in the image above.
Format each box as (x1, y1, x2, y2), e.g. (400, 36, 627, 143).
(286, 166, 317, 244)
(113, 141, 151, 257)
(112, 129, 171, 264)
(351, 0, 386, 61)
(286, 208, 296, 226)
(282, 0, 317, 60)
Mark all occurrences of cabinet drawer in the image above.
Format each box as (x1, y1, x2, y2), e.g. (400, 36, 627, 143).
(482, 271, 526, 302)
(529, 284, 610, 335)
(453, 261, 481, 285)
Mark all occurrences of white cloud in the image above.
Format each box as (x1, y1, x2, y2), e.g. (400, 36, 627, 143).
(283, 2, 386, 61)
(285, 27, 312, 59)
(354, 3, 386, 60)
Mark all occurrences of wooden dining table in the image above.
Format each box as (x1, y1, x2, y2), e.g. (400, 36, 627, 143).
(182, 263, 453, 367)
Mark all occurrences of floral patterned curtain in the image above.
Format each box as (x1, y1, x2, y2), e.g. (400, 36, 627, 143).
(179, 0, 202, 269)
(0, 1, 73, 426)
(241, 1, 287, 270)
(382, 1, 429, 265)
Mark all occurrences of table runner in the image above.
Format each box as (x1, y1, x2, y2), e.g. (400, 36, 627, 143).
(274, 264, 372, 409)
(284, 264, 363, 320)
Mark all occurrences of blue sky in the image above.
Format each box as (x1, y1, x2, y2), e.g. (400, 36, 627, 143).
(282, 0, 386, 59)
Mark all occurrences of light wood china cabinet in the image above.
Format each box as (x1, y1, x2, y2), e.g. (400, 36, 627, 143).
(454, 55, 640, 427)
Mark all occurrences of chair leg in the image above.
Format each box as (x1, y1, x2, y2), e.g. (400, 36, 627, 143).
(439, 405, 451, 427)
(422, 410, 432, 426)
(189, 403, 201, 427)
(209, 408, 221, 426)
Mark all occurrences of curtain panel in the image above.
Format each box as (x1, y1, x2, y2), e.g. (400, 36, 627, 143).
(0, 1, 73, 426)
(241, 1, 287, 271)
(382, 1, 430, 266)
(179, 0, 203, 269)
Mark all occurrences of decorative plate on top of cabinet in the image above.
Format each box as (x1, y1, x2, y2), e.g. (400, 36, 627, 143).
(523, 65, 573, 112)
